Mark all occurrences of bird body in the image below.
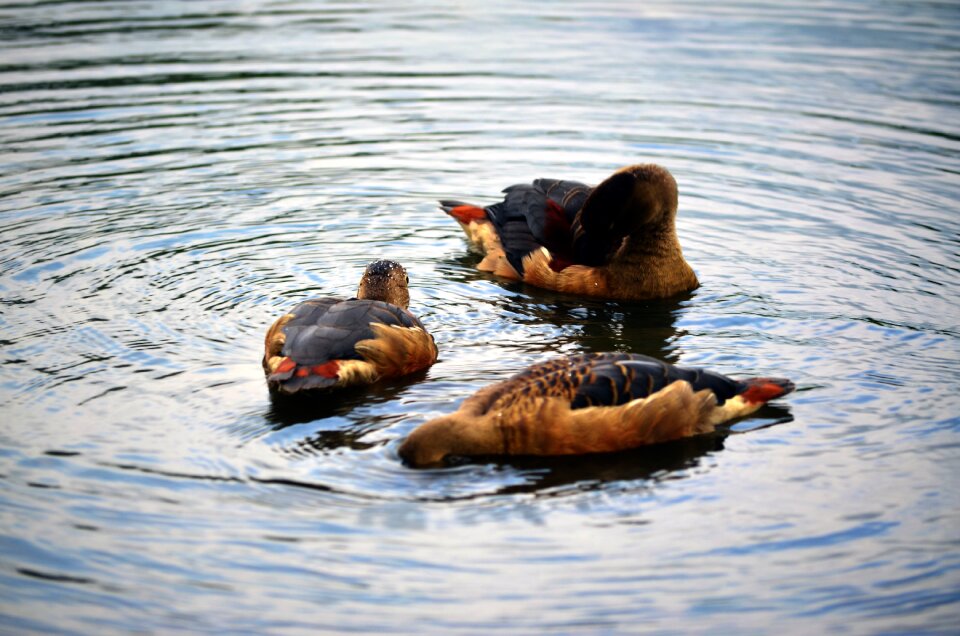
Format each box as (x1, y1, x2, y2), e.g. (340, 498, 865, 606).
(263, 261, 437, 395)
(442, 164, 699, 300)
(398, 353, 794, 467)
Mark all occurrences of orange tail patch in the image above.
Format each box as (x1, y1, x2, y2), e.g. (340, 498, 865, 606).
(447, 205, 487, 223)
(740, 378, 795, 404)
(275, 357, 297, 374)
(311, 361, 341, 378)
(277, 358, 340, 379)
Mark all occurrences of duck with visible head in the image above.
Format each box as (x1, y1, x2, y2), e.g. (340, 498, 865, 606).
(398, 352, 794, 467)
(262, 260, 438, 395)
(441, 163, 699, 300)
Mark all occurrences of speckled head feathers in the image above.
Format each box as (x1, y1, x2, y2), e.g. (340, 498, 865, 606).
(357, 259, 410, 308)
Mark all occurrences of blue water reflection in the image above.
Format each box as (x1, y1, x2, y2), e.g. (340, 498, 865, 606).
(1, 0, 958, 633)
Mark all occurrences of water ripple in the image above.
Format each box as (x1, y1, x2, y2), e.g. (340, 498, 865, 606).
(1, 0, 958, 632)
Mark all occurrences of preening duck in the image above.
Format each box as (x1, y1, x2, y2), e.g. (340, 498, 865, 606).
(398, 352, 793, 467)
(262, 260, 438, 395)
(441, 164, 699, 300)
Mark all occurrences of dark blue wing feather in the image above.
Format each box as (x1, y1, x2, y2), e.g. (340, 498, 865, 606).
(570, 354, 746, 408)
(280, 299, 422, 365)
(486, 179, 591, 274)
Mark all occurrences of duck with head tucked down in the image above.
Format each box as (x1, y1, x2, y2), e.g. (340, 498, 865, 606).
(263, 260, 438, 395)
(398, 352, 794, 467)
(440, 164, 699, 300)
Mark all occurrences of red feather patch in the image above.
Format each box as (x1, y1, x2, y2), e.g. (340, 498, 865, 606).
(311, 361, 340, 378)
(540, 199, 576, 268)
(448, 205, 487, 223)
(543, 200, 571, 241)
(548, 255, 574, 272)
(276, 358, 296, 374)
(740, 380, 788, 404)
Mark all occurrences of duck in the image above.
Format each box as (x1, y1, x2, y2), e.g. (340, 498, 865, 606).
(440, 163, 699, 300)
(262, 260, 438, 395)
(398, 352, 794, 467)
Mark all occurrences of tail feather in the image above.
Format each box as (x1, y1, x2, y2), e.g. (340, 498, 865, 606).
(440, 200, 487, 224)
(739, 377, 795, 405)
(268, 372, 339, 395)
(267, 358, 341, 395)
(439, 199, 469, 212)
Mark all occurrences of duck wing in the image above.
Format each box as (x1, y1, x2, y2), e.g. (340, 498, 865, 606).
(567, 354, 745, 408)
(488, 352, 745, 411)
(283, 300, 423, 363)
(544, 170, 634, 267)
(264, 299, 427, 393)
(486, 178, 591, 274)
(400, 352, 794, 466)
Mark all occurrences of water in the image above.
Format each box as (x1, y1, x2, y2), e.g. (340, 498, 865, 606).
(1, 0, 958, 633)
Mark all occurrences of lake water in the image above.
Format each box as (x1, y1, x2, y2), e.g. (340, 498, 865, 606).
(1, 0, 958, 633)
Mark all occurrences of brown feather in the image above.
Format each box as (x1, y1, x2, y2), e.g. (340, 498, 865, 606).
(398, 353, 791, 467)
(399, 381, 719, 467)
(443, 164, 699, 299)
(354, 323, 439, 379)
(463, 220, 522, 280)
(263, 261, 437, 394)
(262, 313, 294, 373)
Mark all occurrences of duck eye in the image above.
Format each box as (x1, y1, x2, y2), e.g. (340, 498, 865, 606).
(406, 276, 410, 284)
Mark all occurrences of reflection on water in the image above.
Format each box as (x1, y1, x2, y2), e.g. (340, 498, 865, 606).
(1, 0, 959, 633)
(456, 434, 731, 498)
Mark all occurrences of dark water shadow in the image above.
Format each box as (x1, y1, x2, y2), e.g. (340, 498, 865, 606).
(261, 370, 434, 456)
(276, 421, 382, 455)
(481, 434, 728, 496)
(446, 253, 694, 361)
(499, 292, 693, 362)
(264, 368, 431, 429)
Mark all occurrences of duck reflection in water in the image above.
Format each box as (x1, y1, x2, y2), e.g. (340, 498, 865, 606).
(445, 252, 695, 363)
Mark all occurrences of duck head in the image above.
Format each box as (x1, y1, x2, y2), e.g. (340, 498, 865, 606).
(398, 413, 499, 468)
(356, 259, 410, 308)
(570, 164, 681, 266)
(586, 163, 679, 229)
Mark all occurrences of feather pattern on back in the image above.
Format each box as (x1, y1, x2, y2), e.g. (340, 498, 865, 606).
(398, 352, 794, 466)
(439, 164, 700, 300)
(262, 262, 437, 395)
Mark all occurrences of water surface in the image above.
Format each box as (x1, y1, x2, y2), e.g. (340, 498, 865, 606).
(1, 0, 959, 633)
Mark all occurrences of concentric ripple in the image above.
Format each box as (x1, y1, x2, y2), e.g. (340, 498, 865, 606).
(1, 1, 958, 633)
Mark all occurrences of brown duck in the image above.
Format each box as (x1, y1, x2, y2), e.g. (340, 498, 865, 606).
(399, 352, 794, 467)
(441, 163, 699, 300)
(263, 260, 438, 395)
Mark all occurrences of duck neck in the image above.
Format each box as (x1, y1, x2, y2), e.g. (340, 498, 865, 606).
(610, 222, 698, 296)
(617, 220, 683, 261)
(356, 282, 409, 308)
